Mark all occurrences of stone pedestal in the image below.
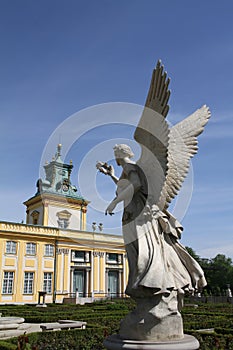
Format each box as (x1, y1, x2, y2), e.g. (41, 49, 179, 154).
(104, 292, 199, 349)
(103, 334, 199, 350)
(120, 292, 183, 341)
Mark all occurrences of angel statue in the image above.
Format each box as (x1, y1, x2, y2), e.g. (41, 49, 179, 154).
(98, 61, 210, 344)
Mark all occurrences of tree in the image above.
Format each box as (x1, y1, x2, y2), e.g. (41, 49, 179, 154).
(185, 246, 201, 263)
(185, 248, 233, 295)
(207, 254, 233, 294)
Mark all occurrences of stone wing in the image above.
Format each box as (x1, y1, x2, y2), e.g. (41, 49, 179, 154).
(158, 105, 211, 210)
(144, 59, 171, 117)
(134, 60, 170, 205)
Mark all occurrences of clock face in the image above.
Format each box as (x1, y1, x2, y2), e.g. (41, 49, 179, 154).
(62, 184, 69, 192)
(62, 179, 69, 192)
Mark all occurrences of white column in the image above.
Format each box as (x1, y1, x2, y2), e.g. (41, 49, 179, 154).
(70, 269, 74, 295)
(60, 252, 64, 292)
(123, 254, 127, 294)
(97, 254, 100, 292)
(105, 269, 109, 295)
(100, 252, 105, 294)
(90, 252, 94, 296)
(66, 250, 71, 294)
(85, 270, 89, 296)
(118, 270, 122, 295)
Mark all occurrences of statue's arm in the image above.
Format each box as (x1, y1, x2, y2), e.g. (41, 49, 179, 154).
(96, 161, 119, 184)
(109, 172, 119, 184)
(105, 170, 141, 215)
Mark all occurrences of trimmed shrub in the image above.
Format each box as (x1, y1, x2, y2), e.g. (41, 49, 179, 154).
(0, 340, 16, 350)
(3, 300, 233, 349)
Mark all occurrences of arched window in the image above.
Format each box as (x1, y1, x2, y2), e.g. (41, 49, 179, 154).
(31, 210, 40, 225)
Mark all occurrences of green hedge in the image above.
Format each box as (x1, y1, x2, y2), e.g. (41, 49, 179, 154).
(3, 328, 108, 350)
(189, 331, 233, 349)
(2, 300, 233, 349)
(4, 329, 233, 350)
(0, 341, 16, 350)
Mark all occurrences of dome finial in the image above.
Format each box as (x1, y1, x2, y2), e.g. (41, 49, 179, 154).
(57, 143, 62, 156)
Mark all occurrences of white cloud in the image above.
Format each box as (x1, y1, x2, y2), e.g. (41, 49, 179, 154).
(199, 243, 233, 260)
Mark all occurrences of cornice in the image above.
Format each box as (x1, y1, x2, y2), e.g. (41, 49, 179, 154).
(0, 221, 124, 248)
(24, 193, 89, 207)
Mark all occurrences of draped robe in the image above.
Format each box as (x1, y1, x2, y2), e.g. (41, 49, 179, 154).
(118, 163, 206, 298)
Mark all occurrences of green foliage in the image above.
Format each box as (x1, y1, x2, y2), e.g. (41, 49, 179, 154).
(188, 331, 233, 349)
(204, 254, 233, 294)
(185, 247, 233, 295)
(28, 328, 106, 350)
(0, 341, 16, 350)
(3, 300, 233, 349)
(185, 246, 201, 263)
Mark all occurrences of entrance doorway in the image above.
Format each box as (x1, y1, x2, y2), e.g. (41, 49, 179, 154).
(108, 270, 119, 297)
(73, 270, 85, 296)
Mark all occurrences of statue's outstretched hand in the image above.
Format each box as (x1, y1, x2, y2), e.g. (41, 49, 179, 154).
(96, 161, 114, 176)
(105, 199, 117, 216)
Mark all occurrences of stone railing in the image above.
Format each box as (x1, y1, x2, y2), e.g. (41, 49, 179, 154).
(0, 221, 59, 236)
(0, 221, 124, 244)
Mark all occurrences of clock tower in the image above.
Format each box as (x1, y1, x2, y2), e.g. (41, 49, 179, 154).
(24, 144, 88, 230)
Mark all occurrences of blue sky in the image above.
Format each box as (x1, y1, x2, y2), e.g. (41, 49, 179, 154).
(0, 1, 233, 259)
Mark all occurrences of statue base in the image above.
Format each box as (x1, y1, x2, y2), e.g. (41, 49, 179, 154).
(119, 292, 183, 341)
(103, 334, 199, 350)
(104, 292, 200, 349)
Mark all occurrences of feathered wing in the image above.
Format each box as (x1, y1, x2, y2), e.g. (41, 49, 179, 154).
(158, 105, 211, 210)
(134, 60, 170, 204)
(134, 60, 211, 209)
(144, 60, 171, 117)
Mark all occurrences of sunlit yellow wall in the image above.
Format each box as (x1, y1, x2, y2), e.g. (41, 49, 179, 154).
(43, 204, 49, 226)
(0, 222, 127, 304)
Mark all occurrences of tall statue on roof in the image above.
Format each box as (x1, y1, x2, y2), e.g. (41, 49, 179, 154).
(99, 61, 210, 346)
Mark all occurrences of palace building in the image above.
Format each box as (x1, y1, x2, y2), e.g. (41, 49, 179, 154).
(0, 145, 127, 304)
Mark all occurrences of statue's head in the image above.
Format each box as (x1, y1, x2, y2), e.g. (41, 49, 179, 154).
(113, 144, 134, 160)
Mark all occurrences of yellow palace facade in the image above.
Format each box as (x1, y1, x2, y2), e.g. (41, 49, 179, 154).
(0, 145, 127, 304)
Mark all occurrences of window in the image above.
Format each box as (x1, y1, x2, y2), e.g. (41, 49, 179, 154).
(24, 272, 34, 294)
(26, 243, 36, 255)
(44, 244, 54, 257)
(31, 210, 39, 225)
(6, 241, 17, 254)
(2, 271, 14, 294)
(43, 273, 52, 293)
(75, 251, 85, 261)
(106, 253, 122, 264)
(107, 253, 118, 263)
(71, 250, 86, 262)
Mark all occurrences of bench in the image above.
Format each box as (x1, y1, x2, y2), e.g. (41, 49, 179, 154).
(58, 319, 86, 326)
(184, 304, 198, 308)
(40, 321, 86, 332)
